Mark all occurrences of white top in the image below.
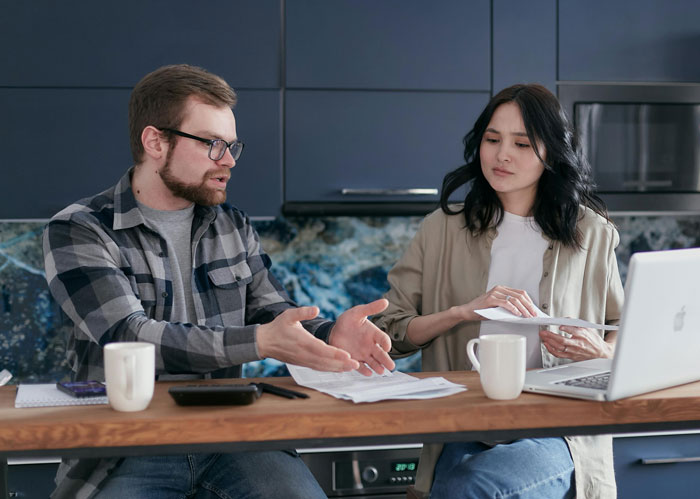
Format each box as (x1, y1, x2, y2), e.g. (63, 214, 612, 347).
(479, 211, 548, 368)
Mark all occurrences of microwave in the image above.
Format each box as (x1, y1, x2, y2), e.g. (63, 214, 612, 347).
(558, 83, 700, 213)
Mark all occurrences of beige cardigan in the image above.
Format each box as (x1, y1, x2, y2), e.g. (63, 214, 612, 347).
(373, 207, 624, 498)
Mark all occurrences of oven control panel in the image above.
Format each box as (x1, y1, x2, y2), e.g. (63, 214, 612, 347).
(300, 446, 422, 497)
(334, 456, 419, 490)
(300, 444, 421, 497)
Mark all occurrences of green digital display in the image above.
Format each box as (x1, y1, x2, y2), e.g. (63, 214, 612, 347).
(392, 460, 417, 472)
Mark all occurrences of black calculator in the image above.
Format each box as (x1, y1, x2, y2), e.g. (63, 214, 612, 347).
(168, 384, 261, 406)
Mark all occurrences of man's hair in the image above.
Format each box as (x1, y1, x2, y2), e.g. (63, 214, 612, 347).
(128, 64, 238, 164)
(439, 83, 608, 248)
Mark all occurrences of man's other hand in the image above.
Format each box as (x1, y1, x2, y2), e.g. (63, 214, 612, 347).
(329, 298, 395, 376)
(256, 306, 359, 372)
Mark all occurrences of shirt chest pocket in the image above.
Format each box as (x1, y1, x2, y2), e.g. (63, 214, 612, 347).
(206, 261, 253, 322)
(207, 261, 253, 289)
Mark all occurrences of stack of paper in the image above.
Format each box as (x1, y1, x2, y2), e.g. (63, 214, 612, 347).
(287, 364, 466, 403)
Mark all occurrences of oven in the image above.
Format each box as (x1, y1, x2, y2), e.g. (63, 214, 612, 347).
(299, 445, 422, 498)
(558, 83, 700, 213)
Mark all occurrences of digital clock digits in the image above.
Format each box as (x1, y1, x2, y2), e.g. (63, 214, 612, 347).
(392, 460, 417, 472)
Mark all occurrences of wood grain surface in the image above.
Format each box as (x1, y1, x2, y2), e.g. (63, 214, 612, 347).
(2, 372, 700, 455)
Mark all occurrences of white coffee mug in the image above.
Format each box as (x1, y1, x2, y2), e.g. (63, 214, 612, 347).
(466, 334, 526, 400)
(104, 342, 155, 412)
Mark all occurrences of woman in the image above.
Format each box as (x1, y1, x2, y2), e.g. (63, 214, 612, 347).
(373, 84, 623, 498)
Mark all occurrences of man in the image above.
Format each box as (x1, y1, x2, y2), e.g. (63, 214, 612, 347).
(43, 64, 395, 499)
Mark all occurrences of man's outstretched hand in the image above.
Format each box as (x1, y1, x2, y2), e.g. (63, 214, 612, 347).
(329, 298, 395, 376)
(257, 306, 359, 372)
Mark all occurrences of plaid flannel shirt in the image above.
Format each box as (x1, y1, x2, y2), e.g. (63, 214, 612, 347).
(42, 168, 332, 499)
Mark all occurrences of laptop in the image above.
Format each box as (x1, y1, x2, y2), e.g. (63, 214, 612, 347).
(523, 247, 700, 401)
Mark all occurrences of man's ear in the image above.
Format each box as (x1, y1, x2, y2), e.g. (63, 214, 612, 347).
(141, 126, 168, 160)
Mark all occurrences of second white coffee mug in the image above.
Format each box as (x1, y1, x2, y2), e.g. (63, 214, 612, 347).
(466, 334, 526, 400)
(104, 342, 155, 412)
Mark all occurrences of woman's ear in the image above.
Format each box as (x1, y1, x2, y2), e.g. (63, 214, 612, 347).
(141, 126, 168, 160)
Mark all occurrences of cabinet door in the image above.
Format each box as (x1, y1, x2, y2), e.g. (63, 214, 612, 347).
(0, 0, 281, 88)
(286, 0, 490, 91)
(614, 433, 700, 498)
(0, 88, 132, 219)
(0, 88, 280, 219)
(228, 90, 282, 218)
(559, 0, 700, 82)
(285, 90, 489, 203)
(493, 0, 556, 93)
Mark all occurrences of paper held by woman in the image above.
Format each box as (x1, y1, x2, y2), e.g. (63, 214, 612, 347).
(475, 306, 618, 331)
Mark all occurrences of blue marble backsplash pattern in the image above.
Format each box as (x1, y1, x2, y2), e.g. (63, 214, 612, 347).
(1, 214, 699, 383)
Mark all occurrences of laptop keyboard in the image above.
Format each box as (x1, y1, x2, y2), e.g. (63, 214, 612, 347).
(556, 372, 610, 390)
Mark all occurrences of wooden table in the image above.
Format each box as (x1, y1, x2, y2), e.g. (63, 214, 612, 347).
(3, 371, 700, 457)
(2, 371, 700, 497)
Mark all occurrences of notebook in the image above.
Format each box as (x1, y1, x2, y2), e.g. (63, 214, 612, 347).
(15, 383, 108, 408)
(523, 247, 700, 401)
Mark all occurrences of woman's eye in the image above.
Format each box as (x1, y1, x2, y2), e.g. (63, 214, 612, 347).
(516, 142, 530, 148)
(484, 137, 499, 143)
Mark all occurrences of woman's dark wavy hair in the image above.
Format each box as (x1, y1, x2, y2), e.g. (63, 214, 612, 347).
(439, 83, 608, 248)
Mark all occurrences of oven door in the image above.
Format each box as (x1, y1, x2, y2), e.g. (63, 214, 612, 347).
(559, 83, 700, 213)
(576, 102, 700, 193)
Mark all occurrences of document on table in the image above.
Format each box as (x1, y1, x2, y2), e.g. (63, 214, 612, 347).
(287, 364, 466, 403)
(475, 306, 619, 331)
(0, 369, 12, 386)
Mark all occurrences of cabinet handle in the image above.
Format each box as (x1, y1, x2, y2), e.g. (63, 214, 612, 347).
(640, 456, 700, 465)
(340, 188, 438, 196)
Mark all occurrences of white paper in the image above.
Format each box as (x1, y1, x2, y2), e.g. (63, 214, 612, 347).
(0, 369, 12, 386)
(287, 364, 466, 403)
(475, 306, 618, 331)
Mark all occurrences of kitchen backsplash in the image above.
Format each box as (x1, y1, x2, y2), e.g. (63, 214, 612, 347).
(2, 213, 698, 383)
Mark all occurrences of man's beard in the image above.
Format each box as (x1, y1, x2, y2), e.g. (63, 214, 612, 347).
(159, 153, 228, 206)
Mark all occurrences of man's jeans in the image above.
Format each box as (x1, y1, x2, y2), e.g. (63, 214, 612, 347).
(431, 438, 575, 499)
(95, 451, 326, 499)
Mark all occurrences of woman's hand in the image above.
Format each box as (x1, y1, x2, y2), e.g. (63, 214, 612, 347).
(454, 285, 539, 321)
(405, 285, 537, 346)
(539, 326, 615, 361)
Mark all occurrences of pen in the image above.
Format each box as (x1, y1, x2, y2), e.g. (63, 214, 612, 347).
(256, 382, 309, 399)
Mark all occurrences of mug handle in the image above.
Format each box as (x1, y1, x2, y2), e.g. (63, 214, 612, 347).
(123, 354, 136, 400)
(466, 338, 481, 372)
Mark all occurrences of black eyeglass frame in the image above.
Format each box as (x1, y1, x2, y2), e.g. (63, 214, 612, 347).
(159, 128, 244, 161)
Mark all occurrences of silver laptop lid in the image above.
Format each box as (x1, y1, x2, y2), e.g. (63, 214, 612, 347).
(607, 247, 700, 401)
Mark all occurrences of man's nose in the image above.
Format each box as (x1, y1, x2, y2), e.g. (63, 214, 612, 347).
(218, 148, 236, 168)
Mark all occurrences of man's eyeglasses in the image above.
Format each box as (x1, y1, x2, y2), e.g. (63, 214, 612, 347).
(160, 128, 244, 161)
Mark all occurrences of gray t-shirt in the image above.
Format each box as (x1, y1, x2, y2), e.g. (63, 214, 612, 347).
(137, 201, 197, 325)
(138, 201, 201, 381)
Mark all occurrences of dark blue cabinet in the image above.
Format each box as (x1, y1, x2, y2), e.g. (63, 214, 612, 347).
(0, 88, 133, 219)
(9, 1, 698, 217)
(559, 0, 700, 82)
(0, 1, 282, 219)
(0, 88, 280, 219)
(285, 0, 490, 91)
(285, 90, 489, 204)
(614, 433, 700, 498)
(493, 0, 556, 93)
(228, 90, 282, 218)
(0, 0, 281, 88)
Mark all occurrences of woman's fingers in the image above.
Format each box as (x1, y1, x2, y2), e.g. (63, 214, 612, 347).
(497, 286, 536, 318)
(540, 327, 610, 361)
